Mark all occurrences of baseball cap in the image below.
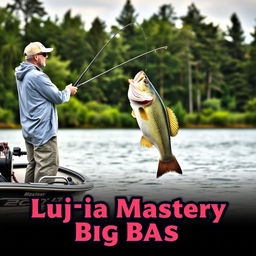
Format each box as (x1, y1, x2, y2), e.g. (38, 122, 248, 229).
(24, 42, 53, 59)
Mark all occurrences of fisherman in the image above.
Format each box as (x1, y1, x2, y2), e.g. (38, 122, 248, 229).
(15, 42, 77, 183)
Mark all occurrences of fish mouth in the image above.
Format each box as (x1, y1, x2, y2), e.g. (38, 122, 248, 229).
(128, 85, 153, 105)
(134, 71, 146, 83)
(128, 71, 154, 105)
(128, 71, 147, 89)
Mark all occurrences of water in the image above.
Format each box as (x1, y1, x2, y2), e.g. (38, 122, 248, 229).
(1, 128, 256, 217)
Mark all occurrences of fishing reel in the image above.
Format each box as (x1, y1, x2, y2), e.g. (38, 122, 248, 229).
(0, 142, 26, 182)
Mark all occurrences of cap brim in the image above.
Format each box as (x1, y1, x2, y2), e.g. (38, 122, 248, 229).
(42, 47, 54, 53)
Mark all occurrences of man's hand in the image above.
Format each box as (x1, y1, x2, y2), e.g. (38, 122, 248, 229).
(66, 84, 78, 95)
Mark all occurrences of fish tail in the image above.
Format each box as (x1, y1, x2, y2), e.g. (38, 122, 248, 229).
(157, 155, 182, 178)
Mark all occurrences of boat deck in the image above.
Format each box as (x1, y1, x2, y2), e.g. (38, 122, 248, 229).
(0, 163, 93, 193)
(11, 164, 83, 185)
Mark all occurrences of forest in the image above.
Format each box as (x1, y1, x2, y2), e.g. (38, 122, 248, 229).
(0, 0, 256, 128)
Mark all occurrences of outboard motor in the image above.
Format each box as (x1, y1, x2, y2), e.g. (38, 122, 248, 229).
(0, 142, 26, 182)
(0, 142, 12, 182)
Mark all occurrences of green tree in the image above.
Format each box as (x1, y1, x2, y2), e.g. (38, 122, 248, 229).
(0, 7, 22, 122)
(0, 8, 22, 76)
(244, 97, 256, 112)
(43, 51, 71, 89)
(77, 17, 108, 103)
(247, 25, 256, 98)
(182, 3, 224, 112)
(24, 16, 61, 48)
(222, 13, 248, 111)
(151, 4, 177, 23)
(182, 3, 206, 112)
(57, 97, 88, 127)
(116, 0, 140, 80)
(200, 22, 224, 101)
(142, 12, 179, 101)
(7, 0, 46, 35)
(58, 10, 87, 72)
(24, 17, 45, 43)
(181, 3, 205, 34)
(116, 0, 138, 38)
(227, 13, 245, 60)
(86, 17, 107, 59)
(100, 26, 129, 111)
(175, 26, 196, 113)
(0, 0, 255, 128)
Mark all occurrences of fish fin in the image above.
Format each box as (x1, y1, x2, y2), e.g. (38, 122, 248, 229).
(157, 155, 182, 178)
(166, 107, 179, 137)
(140, 136, 154, 147)
(139, 107, 148, 120)
(131, 110, 136, 118)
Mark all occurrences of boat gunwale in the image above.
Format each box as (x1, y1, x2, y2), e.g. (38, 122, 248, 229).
(0, 163, 93, 192)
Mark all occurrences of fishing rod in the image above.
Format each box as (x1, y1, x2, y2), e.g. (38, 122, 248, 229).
(76, 46, 167, 88)
(73, 23, 133, 87)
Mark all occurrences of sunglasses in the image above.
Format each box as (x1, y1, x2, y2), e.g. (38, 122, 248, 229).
(38, 52, 48, 58)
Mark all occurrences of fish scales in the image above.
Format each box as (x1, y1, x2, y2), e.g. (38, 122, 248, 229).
(128, 71, 182, 177)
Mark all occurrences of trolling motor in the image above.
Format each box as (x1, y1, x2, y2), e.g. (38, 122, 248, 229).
(0, 142, 26, 182)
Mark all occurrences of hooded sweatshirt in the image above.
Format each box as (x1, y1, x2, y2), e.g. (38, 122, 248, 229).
(15, 62, 70, 146)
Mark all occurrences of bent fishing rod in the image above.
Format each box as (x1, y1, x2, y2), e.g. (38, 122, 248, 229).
(76, 46, 167, 88)
(73, 23, 133, 87)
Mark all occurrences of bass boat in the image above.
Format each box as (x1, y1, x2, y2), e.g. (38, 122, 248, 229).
(0, 142, 93, 216)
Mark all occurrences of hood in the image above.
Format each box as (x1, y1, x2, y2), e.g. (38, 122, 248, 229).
(15, 62, 39, 81)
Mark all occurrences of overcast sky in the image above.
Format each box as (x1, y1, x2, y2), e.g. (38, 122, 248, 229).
(1, 0, 255, 42)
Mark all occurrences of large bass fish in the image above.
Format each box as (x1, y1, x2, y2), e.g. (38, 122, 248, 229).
(128, 71, 182, 178)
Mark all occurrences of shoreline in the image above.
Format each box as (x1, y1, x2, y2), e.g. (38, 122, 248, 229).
(1, 123, 256, 129)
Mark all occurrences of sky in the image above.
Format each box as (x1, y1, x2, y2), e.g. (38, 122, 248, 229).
(1, 0, 256, 43)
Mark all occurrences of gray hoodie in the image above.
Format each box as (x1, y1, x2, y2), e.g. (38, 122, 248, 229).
(15, 62, 70, 146)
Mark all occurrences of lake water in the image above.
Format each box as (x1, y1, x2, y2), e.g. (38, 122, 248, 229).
(1, 128, 256, 218)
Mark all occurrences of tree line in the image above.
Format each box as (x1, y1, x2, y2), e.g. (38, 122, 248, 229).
(0, 0, 256, 128)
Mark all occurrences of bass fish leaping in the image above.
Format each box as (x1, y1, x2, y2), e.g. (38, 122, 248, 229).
(128, 71, 182, 178)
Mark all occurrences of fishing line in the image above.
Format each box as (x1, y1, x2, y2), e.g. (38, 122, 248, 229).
(76, 46, 167, 88)
(73, 23, 133, 87)
(134, 22, 148, 72)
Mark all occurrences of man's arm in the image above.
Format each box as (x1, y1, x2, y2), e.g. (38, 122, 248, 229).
(36, 73, 77, 104)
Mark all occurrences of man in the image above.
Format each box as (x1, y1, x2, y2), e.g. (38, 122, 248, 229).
(15, 42, 77, 183)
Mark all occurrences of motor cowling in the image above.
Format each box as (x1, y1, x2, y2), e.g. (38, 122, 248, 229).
(0, 142, 12, 182)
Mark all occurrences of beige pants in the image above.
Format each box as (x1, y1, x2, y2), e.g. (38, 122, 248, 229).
(25, 137, 59, 183)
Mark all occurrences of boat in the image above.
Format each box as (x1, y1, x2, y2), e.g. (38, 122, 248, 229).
(0, 142, 93, 217)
